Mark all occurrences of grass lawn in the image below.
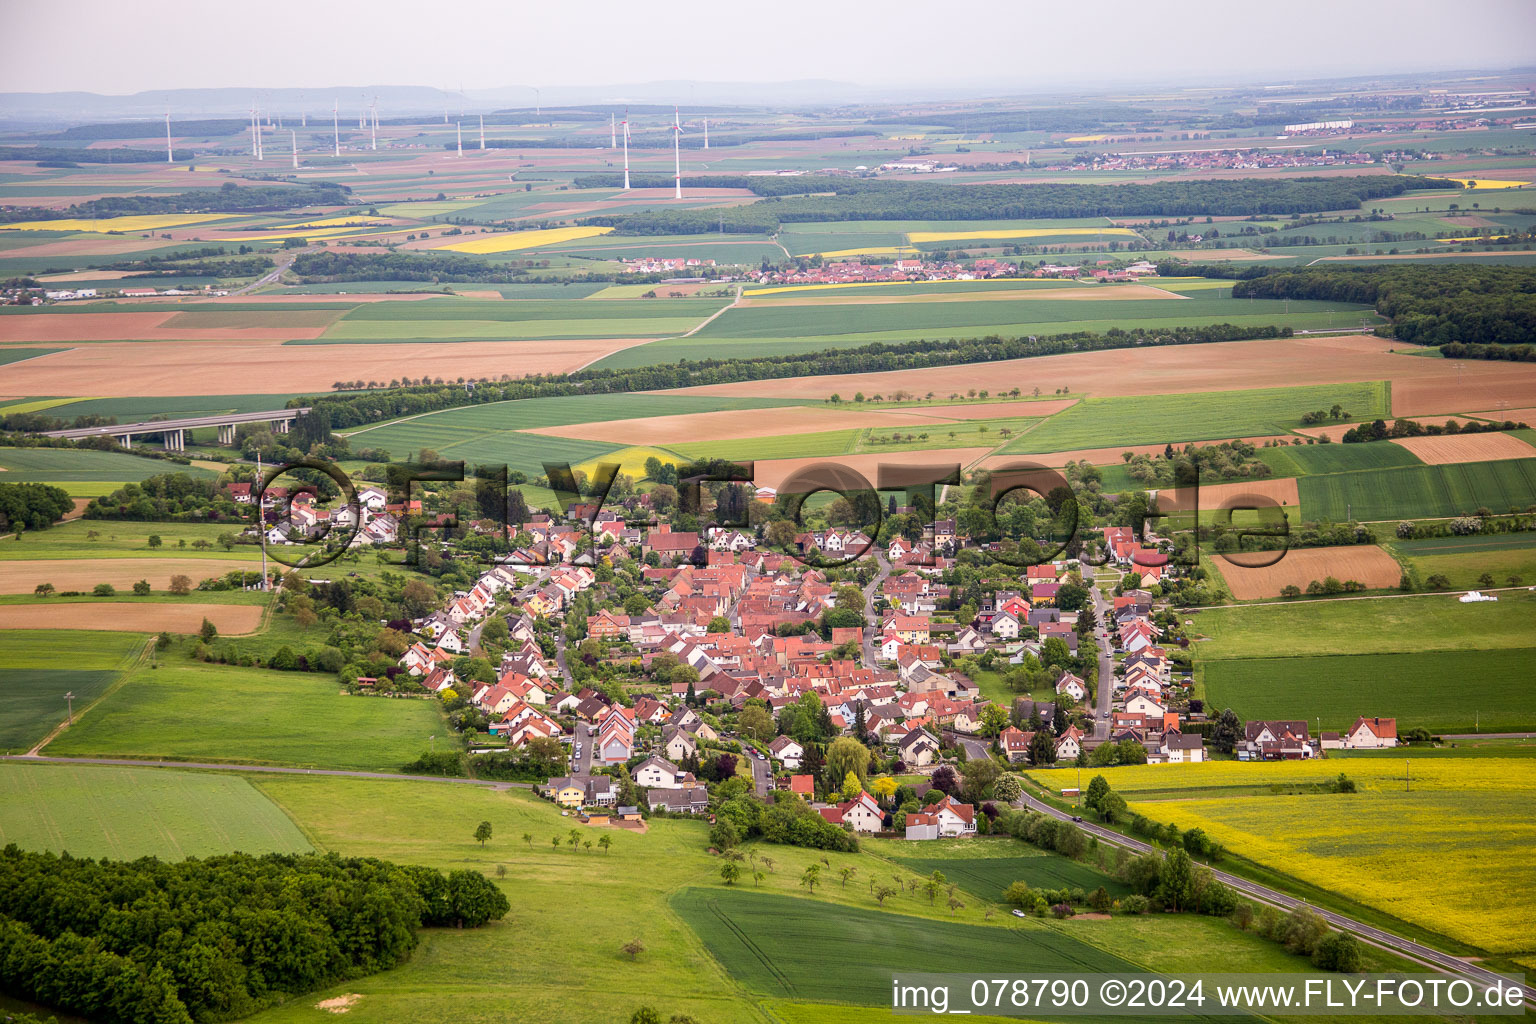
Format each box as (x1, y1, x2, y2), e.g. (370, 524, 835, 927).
(0, 761, 312, 859)
(1189, 589, 1536, 659)
(44, 659, 445, 771)
(1200, 648, 1536, 732)
(0, 629, 145, 752)
(1003, 382, 1391, 454)
(877, 837, 1134, 901)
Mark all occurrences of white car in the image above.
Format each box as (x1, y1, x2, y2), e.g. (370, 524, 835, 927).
(1011, 909, 1027, 918)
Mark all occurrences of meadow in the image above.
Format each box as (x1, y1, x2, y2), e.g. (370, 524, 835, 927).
(1389, 531, 1536, 589)
(43, 659, 444, 772)
(0, 761, 313, 859)
(1002, 382, 1391, 454)
(1255, 442, 1424, 477)
(1190, 589, 1536, 660)
(879, 840, 1134, 902)
(0, 520, 261, 562)
(1200, 648, 1536, 732)
(0, 629, 144, 752)
(1297, 458, 1536, 522)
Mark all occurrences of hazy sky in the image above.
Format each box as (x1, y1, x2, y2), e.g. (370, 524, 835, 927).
(3, 0, 1534, 95)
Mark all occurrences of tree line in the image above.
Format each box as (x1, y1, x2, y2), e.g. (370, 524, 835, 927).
(461, 128, 877, 151)
(0, 182, 354, 224)
(1220, 264, 1536, 346)
(292, 321, 1291, 430)
(0, 847, 508, 1024)
(1342, 416, 1528, 444)
(0, 482, 74, 533)
(0, 145, 197, 165)
(572, 174, 1455, 229)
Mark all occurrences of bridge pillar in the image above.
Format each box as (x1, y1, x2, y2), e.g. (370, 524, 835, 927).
(115, 433, 132, 447)
(218, 424, 236, 446)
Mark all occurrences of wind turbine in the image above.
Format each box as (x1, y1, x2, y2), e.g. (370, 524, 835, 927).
(456, 121, 463, 157)
(165, 110, 174, 164)
(291, 129, 299, 170)
(620, 109, 631, 190)
(672, 108, 683, 200)
(370, 97, 377, 150)
(479, 113, 485, 150)
(611, 112, 617, 149)
(533, 87, 541, 117)
(703, 117, 709, 150)
(332, 100, 340, 158)
(359, 93, 366, 130)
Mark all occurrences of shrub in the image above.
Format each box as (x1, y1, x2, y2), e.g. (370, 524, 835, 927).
(1121, 894, 1149, 915)
(92, 582, 116, 596)
(1312, 932, 1363, 972)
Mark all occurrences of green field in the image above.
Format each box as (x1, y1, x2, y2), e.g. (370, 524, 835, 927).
(0, 347, 58, 366)
(0, 519, 262, 561)
(346, 393, 801, 475)
(1002, 382, 1391, 454)
(24, 393, 328, 420)
(1191, 589, 1536, 660)
(0, 761, 313, 859)
(1256, 442, 1424, 477)
(44, 660, 445, 771)
(1389, 531, 1536, 589)
(883, 846, 1134, 902)
(670, 887, 1135, 1004)
(0, 447, 215, 483)
(1201, 648, 1536, 732)
(1298, 458, 1536, 522)
(0, 629, 145, 752)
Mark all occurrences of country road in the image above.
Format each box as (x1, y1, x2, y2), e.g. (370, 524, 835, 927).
(233, 247, 304, 295)
(1016, 789, 1535, 1006)
(1089, 582, 1114, 740)
(861, 548, 892, 665)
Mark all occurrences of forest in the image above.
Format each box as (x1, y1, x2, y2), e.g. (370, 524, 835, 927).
(0, 145, 196, 164)
(0, 847, 509, 1024)
(0, 182, 354, 223)
(300, 321, 1288, 429)
(573, 174, 1455, 228)
(0, 482, 75, 532)
(1227, 264, 1536, 345)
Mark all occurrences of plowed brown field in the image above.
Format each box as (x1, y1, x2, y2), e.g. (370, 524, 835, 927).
(0, 602, 264, 633)
(1216, 545, 1402, 600)
(0, 558, 253, 594)
(750, 448, 994, 491)
(1390, 432, 1536, 465)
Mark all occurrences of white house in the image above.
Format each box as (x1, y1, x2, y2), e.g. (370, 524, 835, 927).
(1344, 716, 1397, 749)
(768, 735, 805, 768)
(932, 794, 976, 837)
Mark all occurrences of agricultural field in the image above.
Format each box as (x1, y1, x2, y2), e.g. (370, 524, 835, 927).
(0, 599, 265, 634)
(1190, 589, 1536, 660)
(1080, 759, 1536, 956)
(1297, 458, 1536, 522)
(0, 629, 144, 752)
(0, 520, 258, 561)
(0, 761, 313, 859)
(1388, 531, 1536, 589)
(1212, 545, 1403, 600)
(1200, 648, 1536, 733)
(43, 659, 444, 771)
(0, 446, 214, 483)
(1003, 382, 1391, 454)
(879, 841, 1134, 902)
(0, 556, 256, 593)
(1255, 441, 1425, 478)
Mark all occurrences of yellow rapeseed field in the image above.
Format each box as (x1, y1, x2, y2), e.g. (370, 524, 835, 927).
(742, 279, 1060, 297)
(1457, 179, 1529, 190)
(435, 226, 613, 255)
(793, 246, 911, 259)
(574, 446, 683, 482)
(0, 213, 233, 233)
(1031, 758, 1536, 954)
(907, 227, 1143, 243)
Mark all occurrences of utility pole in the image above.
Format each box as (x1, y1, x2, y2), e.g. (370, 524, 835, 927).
(64, 691, 75, 726)
(1405, 759, 1410, 793)
(257, 452, 269, 590)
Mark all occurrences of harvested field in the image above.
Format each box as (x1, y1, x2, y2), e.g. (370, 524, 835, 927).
(1155, 477, 1301, 512)
(0, 337, 659, 396)
(161, 309, 345, 329)
(1467, 407, 1536, 424)
(1390, 432, 1536, 465)
(1216, 545, 1403, 600)
(749, 448, 994, 491)
(661, 335, 1536, 416)
(0, 558, 253, 594)
(0, 602, 264, 634)
(907, 399, 1079, 420)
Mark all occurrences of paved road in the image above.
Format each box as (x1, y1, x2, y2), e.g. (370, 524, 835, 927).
(1017, 789, 1535, 1005)
(233, 248, 303, 295)
(4, 754, 531, 789)
(1088, 582, 1114, 739)
(570, 721, 593, 776)
(745, 746, 771, 797)
(958, 736, 992, 762)
(861, 549, 892, 665)
(554, 631, 571, 684)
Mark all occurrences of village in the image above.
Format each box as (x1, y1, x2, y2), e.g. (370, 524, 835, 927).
(244, 476, 1401, 841)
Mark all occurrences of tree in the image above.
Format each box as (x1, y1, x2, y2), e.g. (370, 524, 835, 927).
(32, 582, 54, 598)
(738, 704, 774, 744)
(873, 884, 898, 905)
(1158, 847, 1194, 911)
(1312, 932, 1363, 972)
(993, 773, 1022, 803)
(824, 736, 872, 791)
(924, 869, 946, 905)
(960, 758, 1001, 802)
(523, 833, 533, 847)
(931, 765, 960, 796)
(552, 836, 560, 851)
(1212, 708, 1242, 754)
(1084, 774, 1111, 812)
(199, 617, 218, 642)
(147, 534, 163, 549)
(720, 861, 742, 885)
(947, 895, 964, 914)
(1028, 729, 1056, 766)
(707, 615, 730, 633)
(92, 582, 116, 597)
(621, 938, 646, 961)
(598, 835, 612, 854)
(800, 864, 821, 895)
(979, 703, 1010, 737)
(840, 771, 863, 800)
(400, 579, 437, 618)
(132, 579, 152, 596)
(473, 821, 493, 847)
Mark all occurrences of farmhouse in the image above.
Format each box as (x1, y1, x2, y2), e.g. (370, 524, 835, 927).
(1344, 716, 1398, 749)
